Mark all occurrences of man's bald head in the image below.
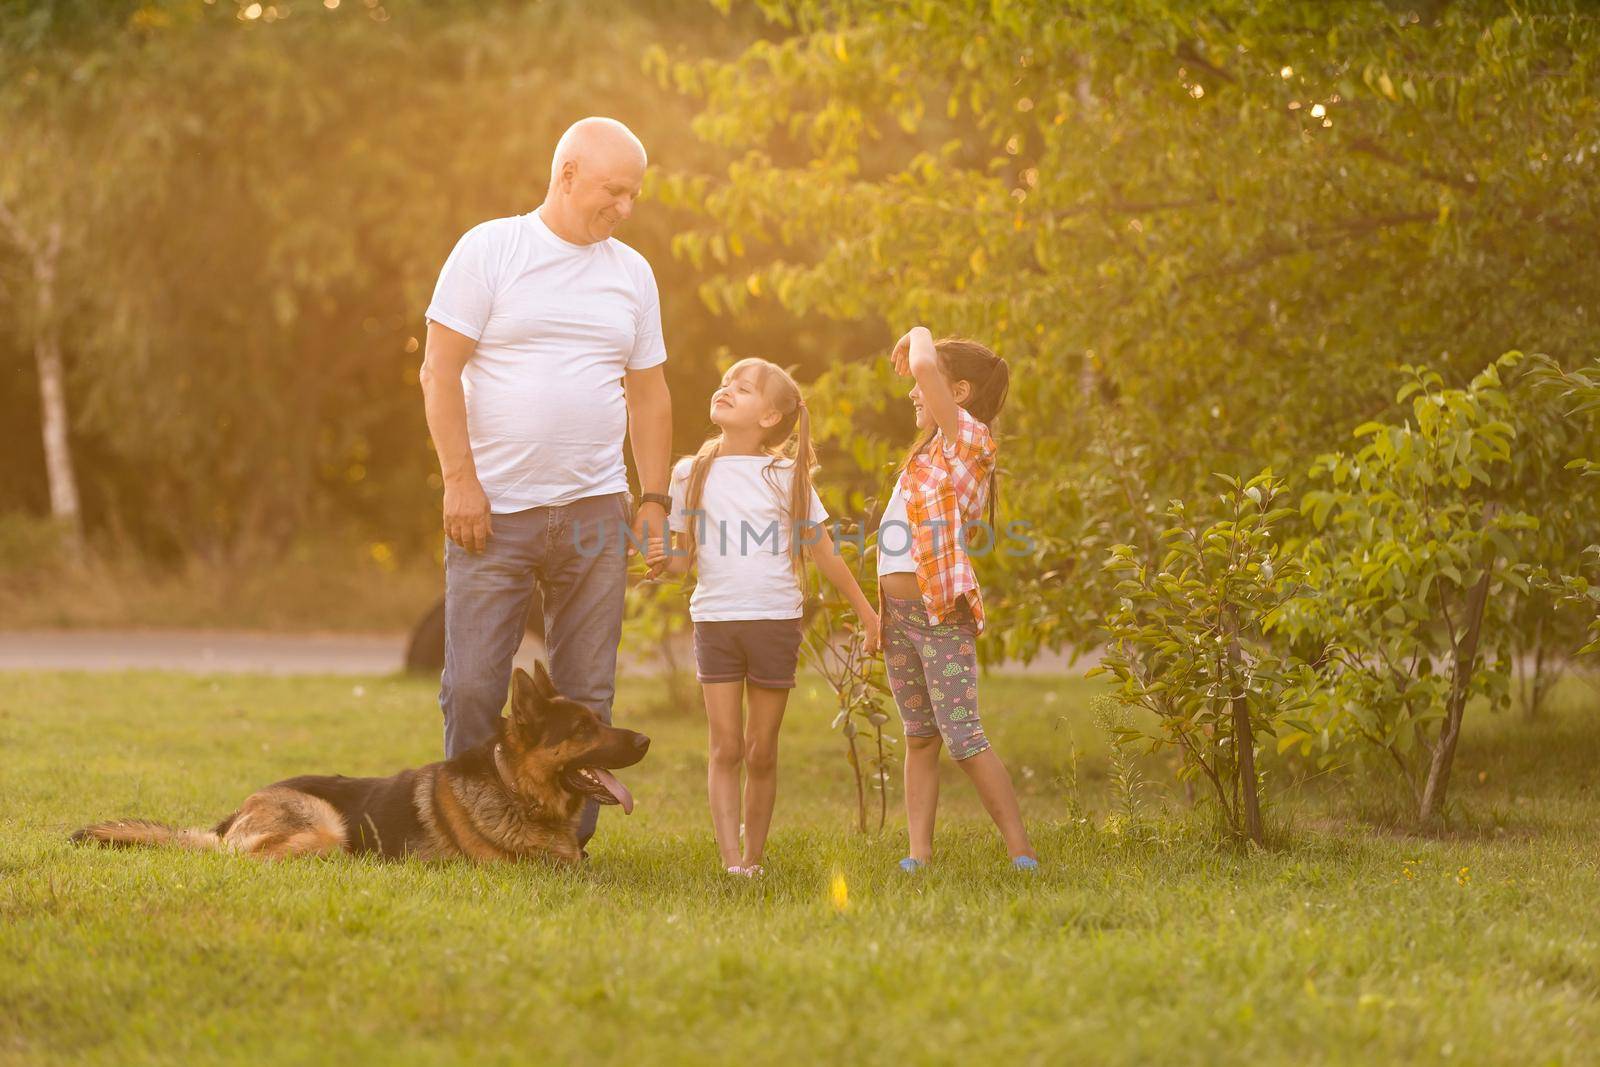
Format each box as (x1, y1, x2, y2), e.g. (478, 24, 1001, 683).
(539, 117, 648, 245)
(550, 117, 647, 187)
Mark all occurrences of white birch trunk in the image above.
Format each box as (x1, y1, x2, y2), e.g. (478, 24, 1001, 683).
(2, 204, 85, 557)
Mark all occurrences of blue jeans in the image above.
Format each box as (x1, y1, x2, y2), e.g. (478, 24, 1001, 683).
(440, 491, 629, 847)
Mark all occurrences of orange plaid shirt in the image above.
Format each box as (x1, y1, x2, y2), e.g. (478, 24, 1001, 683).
(896, 406, 996, 633)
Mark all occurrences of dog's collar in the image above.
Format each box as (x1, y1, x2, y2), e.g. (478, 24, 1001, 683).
(492, 744, 542, 817)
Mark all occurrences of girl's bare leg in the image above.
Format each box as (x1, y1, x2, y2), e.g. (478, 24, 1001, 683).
(956, 748, 1035, 859)
(739, 685, 789, 868)
(702, 681, 745, 867)
(903, 733, 943, 862)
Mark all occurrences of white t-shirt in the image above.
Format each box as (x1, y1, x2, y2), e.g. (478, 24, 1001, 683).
(668, 455, 829, 622)
(876, 484, 918, 577)
(425, 210, 668, 513)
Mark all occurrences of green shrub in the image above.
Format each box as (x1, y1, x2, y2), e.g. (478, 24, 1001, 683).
(1093, 473, 1311, 846)
(1527, 355, 1600, 657)
(802, 598, 896, 835)
(1281, 355, 1539, 825)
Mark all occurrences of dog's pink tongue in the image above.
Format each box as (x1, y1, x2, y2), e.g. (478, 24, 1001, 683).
(592, 768, 633, 815)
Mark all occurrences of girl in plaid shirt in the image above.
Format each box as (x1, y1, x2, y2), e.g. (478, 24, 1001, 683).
(877, 326, 1038, 872)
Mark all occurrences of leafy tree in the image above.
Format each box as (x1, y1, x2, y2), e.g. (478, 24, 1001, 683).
(1281, 355, 1542, 824)
(652, 0, 1600, 655)
(1495, 358, 1600, 713)
(0, 0, 156, 556)
(1527, 355, 1600, 658)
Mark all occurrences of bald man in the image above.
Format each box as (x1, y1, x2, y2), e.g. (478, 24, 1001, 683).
(420, 117, 673, 849)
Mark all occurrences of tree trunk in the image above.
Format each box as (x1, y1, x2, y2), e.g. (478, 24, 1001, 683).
(1517, 613, 1552, 720)
(37, 317, 86, 557)
(1227, 624, 1264, 846)
(1, 205, 84, 560)
(1418, 515, 1498, 825)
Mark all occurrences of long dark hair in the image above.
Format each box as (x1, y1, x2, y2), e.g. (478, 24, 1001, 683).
(681, 358, 815, 583)
(899, 338, 1010, 529)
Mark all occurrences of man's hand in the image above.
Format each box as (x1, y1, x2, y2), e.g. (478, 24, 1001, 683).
(631, 500, 668, 578)
(443, 477, 493, 554)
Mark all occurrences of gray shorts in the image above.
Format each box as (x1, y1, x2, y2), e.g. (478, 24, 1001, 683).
(692, 618, 805, 689)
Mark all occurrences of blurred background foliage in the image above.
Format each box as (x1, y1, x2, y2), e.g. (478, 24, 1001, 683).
(0, 0, 875, 575)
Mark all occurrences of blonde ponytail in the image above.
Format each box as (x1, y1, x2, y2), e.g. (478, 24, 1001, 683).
(787, 401, 815, 586)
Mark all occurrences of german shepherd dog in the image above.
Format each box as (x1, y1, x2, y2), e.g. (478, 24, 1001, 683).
(72, 663, 648, 864)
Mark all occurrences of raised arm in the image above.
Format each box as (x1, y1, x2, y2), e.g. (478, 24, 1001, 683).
(890, 325, 962, 442)
(420, 320, 492, 554)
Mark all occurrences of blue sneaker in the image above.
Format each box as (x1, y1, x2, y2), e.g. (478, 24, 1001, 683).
(898, 857, 925, 873)
(1012, 855, 1040, 872)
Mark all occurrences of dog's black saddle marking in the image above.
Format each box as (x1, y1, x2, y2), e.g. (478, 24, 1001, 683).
(273, 771, 424, 859)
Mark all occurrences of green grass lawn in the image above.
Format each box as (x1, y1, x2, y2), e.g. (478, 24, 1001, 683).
(2, 669, 1597, 1065)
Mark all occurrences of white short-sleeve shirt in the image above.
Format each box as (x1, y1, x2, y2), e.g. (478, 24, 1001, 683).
(875, 484, 918, 577)
(668, 455, 829, 622)
(425, 210, 668, 512)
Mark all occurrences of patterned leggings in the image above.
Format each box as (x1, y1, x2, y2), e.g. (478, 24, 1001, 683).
(882, 594, 989, 760)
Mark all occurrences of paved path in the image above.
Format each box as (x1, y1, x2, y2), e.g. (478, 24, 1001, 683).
(0, 629, 411, 675)
(0, 629, 1093, 676)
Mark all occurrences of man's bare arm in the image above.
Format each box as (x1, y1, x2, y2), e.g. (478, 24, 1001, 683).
(420, 321, 492, 553)
(624, 363, 673, 574)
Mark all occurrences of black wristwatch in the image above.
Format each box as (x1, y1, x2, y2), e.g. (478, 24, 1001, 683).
(640, 492, 673, 510)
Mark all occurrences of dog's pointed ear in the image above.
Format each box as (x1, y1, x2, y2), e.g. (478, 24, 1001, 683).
(532, 660, 560, 701)
(510, 667, 548, 730)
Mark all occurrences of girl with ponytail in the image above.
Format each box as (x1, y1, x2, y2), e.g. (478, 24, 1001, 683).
(651, 358, 878, 876)
(875, 327, 1038, 873)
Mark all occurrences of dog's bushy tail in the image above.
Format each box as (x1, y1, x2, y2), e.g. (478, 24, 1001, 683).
(71, 818, 223, 852)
